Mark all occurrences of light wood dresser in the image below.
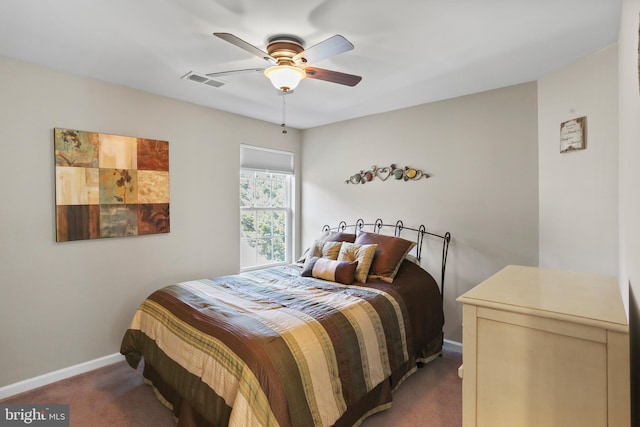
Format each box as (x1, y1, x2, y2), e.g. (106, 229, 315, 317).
(457, 265, 629, 427)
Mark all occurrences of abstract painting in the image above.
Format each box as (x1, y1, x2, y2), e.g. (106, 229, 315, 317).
(55, 128, 170, 242)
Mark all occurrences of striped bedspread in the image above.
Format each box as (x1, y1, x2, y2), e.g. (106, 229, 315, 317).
(120, 262, 443, 427)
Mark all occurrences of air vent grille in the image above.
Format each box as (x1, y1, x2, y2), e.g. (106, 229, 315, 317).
(181, 71, 225, 88)
(204, 79, 225, 88)
(187, 74, 207, 83)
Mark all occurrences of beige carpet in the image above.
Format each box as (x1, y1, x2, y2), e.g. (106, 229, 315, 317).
(1, 348, 462, 426)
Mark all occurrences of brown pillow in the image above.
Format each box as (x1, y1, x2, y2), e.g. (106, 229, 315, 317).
(325, 232, 357, 243)
(301, 257, 358, 285)
(354, 232, 416, 283)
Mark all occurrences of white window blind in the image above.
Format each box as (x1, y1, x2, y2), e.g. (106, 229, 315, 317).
(240, 144, 294, 175)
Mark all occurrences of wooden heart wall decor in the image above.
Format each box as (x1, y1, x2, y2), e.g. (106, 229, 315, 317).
(345, 164, 429, 184)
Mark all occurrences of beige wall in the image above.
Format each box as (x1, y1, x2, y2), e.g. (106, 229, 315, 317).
(300, 82, 540, 342)
(537, 44, 619, 276)
(0, 56, 302, 387)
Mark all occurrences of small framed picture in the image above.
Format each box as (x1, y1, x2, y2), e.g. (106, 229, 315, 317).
(560, 116, 586, 153)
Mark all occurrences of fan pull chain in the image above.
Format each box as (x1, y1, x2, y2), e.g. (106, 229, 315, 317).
(281, 95, 288, 134)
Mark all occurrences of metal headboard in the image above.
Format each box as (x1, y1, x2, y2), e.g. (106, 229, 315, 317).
(321, 218, 451, 299)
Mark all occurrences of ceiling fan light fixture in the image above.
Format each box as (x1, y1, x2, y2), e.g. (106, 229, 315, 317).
(264, 65, 306, 92)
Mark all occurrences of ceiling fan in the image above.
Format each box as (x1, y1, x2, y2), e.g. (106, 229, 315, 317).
(182, 33, 362, 93)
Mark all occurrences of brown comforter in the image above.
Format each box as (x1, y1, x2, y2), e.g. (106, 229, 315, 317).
(120, 260, 443, 427)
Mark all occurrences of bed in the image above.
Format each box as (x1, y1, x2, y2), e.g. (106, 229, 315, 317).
(120, 219, 451, 427)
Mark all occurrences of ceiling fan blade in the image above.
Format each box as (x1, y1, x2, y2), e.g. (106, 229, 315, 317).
(305, 67, 362, 87)
(293, 35, 354, 64)
(205, 68, 265, 78)
(213, 32, 276, 64)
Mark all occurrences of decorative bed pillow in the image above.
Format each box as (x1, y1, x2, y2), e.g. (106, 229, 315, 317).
(321, 241, 344, 259)
(302, 241, 345, 273)
(301, 257, 358, 285)
(354, 232, 416, 283)
(326, 232, 357, 243)
(337, 242, 377, 283)
(297, 232, 357, 263)
(306, 240, 344, 260)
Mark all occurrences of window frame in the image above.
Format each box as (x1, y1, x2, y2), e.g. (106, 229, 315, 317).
(239, 146, 294, 271)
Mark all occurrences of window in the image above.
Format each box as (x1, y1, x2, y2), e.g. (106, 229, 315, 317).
(240, 145, 294, 270)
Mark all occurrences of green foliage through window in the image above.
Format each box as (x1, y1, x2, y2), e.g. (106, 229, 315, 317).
(240, 170, 290, 268)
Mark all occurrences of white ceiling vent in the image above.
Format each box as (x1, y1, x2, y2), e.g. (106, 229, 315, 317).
(181, 71, 225, 88)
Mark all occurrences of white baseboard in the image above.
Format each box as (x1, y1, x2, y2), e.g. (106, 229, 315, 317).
(0, 353, 125, 400)
(443, 338, 463, 352)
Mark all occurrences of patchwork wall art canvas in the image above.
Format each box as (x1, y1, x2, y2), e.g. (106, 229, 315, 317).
(54, 128, 170, 242)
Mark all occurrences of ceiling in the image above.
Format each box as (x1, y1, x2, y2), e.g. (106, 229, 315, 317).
(0, 0, 622, 129)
